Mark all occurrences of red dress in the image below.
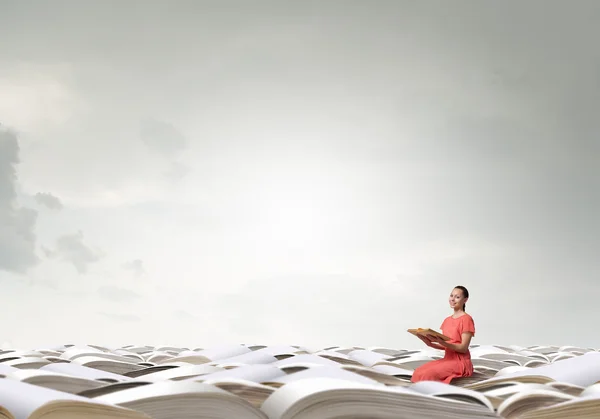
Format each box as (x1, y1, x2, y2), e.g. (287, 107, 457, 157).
(410, 313, 476, 384)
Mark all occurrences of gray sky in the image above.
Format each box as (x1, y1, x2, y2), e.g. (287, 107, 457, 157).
(1, 0, 599, 350)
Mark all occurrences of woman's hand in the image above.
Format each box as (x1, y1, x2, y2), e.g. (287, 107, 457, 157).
(429, 335, 449, 347)
(429, 334, 473, 353)
(418, 334, 446, 350)
(417, 334, 433, 347)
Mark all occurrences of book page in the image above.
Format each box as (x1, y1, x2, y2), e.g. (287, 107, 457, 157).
(524, 389, 600, 417)
(78, 382, 153, 399)
(410, 380, 494, 410)
(272, 354, 342, 367)
(261, 377, 380, 419)
(202, 378, 276, 407)
(265, 365, 384, 387)
(371, 364, 414, 377)
(578, 383, 600, 397)
(71, 356, 140, 370)
(2, 357, 50, 368)
(211, 350, 278, 366)
(194, 364, 286, 384)
(261, 377, 447, 419)
(489, 351, 600, 387)
(6, 368, 100, 384)
(59, 346, 105, 360)
(0, 364, 18, 376)
(346, 349, 388, 367)
(494, 365, 532, 376)
(142, 363, 223, 381)
(253, 346, 302, 356)
(95, 380, 232, 405)
(0, 377, 130, 418)
(497, 388, 576, 418)
(41, 362, 131, 382)
(0, 406, 14, 419)
(193, 345, 252, 361)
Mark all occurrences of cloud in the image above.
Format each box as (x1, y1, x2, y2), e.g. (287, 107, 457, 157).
(97, 312, 141, 322)
(173, 310, 197, 321)
(140, 118, 187, 156)
(139, 118, 190, 183)
(213, 273, 410, 346)
(0, 124, 39, 273)
(122, 259, 145, 277)
(34, 192, 63, 210)
(1, 2, 600, 349)
(97, 285, 141, 303)
(45, 231, 103, 274)
(163, 161, 191, 182)
(0, 63, 85, 131)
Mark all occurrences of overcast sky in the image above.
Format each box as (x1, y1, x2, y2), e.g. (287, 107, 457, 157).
(1, 0, 599, 350)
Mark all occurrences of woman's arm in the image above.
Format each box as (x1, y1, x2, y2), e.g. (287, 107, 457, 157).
(417, 334, 447, 351)
(433, 332, 473, 353)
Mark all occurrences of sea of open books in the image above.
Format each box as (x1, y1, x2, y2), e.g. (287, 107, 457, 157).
(1, 343, 600, 418)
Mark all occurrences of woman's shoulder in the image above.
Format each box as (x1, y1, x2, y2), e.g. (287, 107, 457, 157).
(443, 313, 474, 325)
(450, 313, 474, 321)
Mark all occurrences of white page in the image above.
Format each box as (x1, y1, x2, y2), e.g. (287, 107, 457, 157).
(194, 364, 285, 383)
(0, 378, 130, 419)
(261, 377, 424, 419)
(8, 369, 87, 380)
(371, 364, 414, 377)
(272, 354, 342, 367)
(579, 383, 600, 397)
(194, 344, 251, 361)
(346, 349, 388, 367)
(0, 365, 18, 376)
(254, 346, 300, 356)
(410, 381, 494, 411)
(3, 357, 50, 368)
(96, 380, 230, 405)
(497, 389, 575, 417)
(483, 382, 560, 398)
(59, 346, 104, 360)
(72, 356, 139, 369)
(269, 365, 383, 386)
(0, 350, 44, 358)
(490, 351, 600, 387)
(469, 346, 511, 357)
(494, 365, 532, 376)
(41, 362, 131, 382)
(261, 377, 376, 419)
(168, 350, 200, 358)
(142, 364, 223, 381)
(314, 350, 352, 359)
(212, 351, 278, 366)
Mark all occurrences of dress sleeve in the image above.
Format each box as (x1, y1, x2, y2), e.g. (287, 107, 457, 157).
(460, 315, 476, 336)
(440, 317, 447, 330)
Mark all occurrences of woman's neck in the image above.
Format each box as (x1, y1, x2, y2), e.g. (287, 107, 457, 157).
(452, 308, 465, 317)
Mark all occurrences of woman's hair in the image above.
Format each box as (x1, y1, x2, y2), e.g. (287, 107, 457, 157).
(454, 285, 469, 311)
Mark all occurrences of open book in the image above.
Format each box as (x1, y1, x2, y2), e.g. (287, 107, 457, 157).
(94, 380, 268, 419)
(261, 377, 496, 419)
(95, 374, 497, 419)
(0, 378, 150, 419)
(466, 351, 600, 391)
(407, 328, 450, 341)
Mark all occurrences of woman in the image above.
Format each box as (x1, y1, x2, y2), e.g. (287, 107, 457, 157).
(411, 285, 476, 384)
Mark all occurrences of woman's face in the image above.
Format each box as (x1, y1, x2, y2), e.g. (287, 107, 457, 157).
(449, 288, 467, 309)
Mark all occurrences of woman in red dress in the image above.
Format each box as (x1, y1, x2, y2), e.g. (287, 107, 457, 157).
(411, 285, 476, 384)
